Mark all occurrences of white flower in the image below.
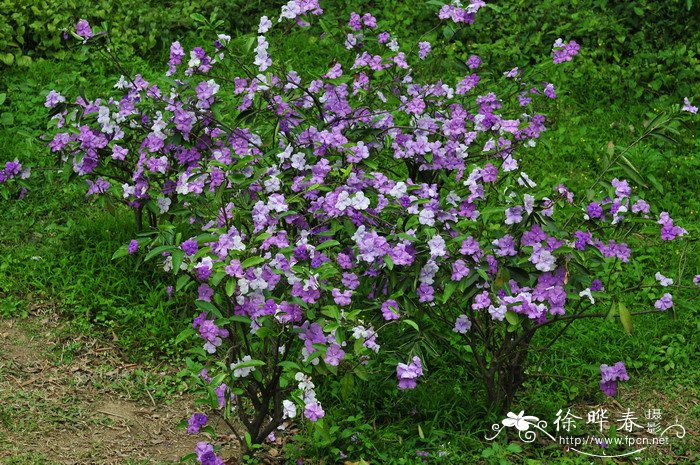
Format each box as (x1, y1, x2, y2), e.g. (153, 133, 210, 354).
(419, 209, 435, 226)
(232, 355, 255, 378)
(156, 196, 171, 213)
(427, 235, 446, 258)
(389, 181, 407, 198)
(579, 288, 595, 304)
(351, 192, 370, 210)
(523, 194, 535, 214)
(335, 191, 352, 211)
(282, 400, 297, 419)
(655, 272, 673, 287)
(258, 16, 272, 34)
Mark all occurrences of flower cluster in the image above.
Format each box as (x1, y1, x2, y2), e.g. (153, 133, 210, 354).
(599, 362, 629, 397)
(396, 356, 424, 389)
(552, 38, 580, 64)
(0, 159, 30, 184)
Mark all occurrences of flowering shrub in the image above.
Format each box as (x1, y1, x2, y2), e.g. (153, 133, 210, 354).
(0, 158, 30, 200)
(41, 0, 697, 460)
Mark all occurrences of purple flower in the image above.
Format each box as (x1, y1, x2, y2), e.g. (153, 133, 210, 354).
(45, 90, 66, 108)
(543, 82, 557, 99)
(396, 356, 423, 389)
(304, 402, 325, 421)
(472, 290, 491, 310)
(587, 202, 603, 219)
(362, 13, 377, 28)
(128, 240, 138, 254)
(451, 259, 470, 281)
(481, 163, 498, 182)
(453, 314, 471, 334)
(86, 177, 110, 196)
(348, 12, 362, 30)
(198, 284, 214, 302)
(631, 199, 650, 214)
(324, 343, 345, 366)
(194, 442, 224, 465)
(427, 234, 447, 258)
(181, 238, 199, 256)
(658, 212, 687, 241)
(406, 97, 426, 115)
(655, 272, 673, 287)
(193, 313, 229, 354)
(186, 413, 208, 434)
(573, 230, 592, 251)
(682, 97, 698, 114)
(76, 19, 93, 39)
(654, 293, 673, 310)
(599, 361, 629, 397)
(466, 55, 481, 69)
(492, 235, 517, 257)
(167, 41, 185, 76)
(381, 300, 400, 320)
(417, 283, 434, 302)
(332, 288, 353, 306)
(590, 279, 604, 292)
(505, 206, 524, 225)
(418, 41, 431, 60)
(611, 178, 631, 198)
(552, 39, 580, 64)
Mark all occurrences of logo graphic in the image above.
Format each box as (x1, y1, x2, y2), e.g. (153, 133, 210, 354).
(485, 408, 686, 458)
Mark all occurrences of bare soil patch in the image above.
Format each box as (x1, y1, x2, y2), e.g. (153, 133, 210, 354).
(0, 312, 199, 464)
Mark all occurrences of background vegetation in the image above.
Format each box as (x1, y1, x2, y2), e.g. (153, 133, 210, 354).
(1, 0, 698, 463)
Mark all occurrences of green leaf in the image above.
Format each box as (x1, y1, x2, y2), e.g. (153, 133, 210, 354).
(229, 315, 253, 325)
(0, 93, 6, 106)
(618, 302, 633, 334)
(111, 245, 129, 260)
(195, 300, 222, 318)
(241, 256, 265, 268)
(340, 373, 355, 398)
(190, 12, 207, 23)
(0, 112, 14, 126)
(171, 249, 185, 275)
(144, 245, 176, 262)
(176, 274, 191, 292)
(402, 319, 419, 332)
(315, 239, 340, 251)
(232, 359, 266, 370)
(175, 327, 195, 344)
(0, 53, 14, 66)
(504, 311, 519, 326)
(442, 282, 457, 304)
(383, 255, 394, 270)
(225, 279, 236, 297)
(354, 365, 369, 381)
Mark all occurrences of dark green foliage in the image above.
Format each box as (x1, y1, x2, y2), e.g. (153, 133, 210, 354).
(0, 0, 278, 65)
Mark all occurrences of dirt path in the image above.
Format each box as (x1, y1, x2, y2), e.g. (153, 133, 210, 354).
(0, 310, 199, 464)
